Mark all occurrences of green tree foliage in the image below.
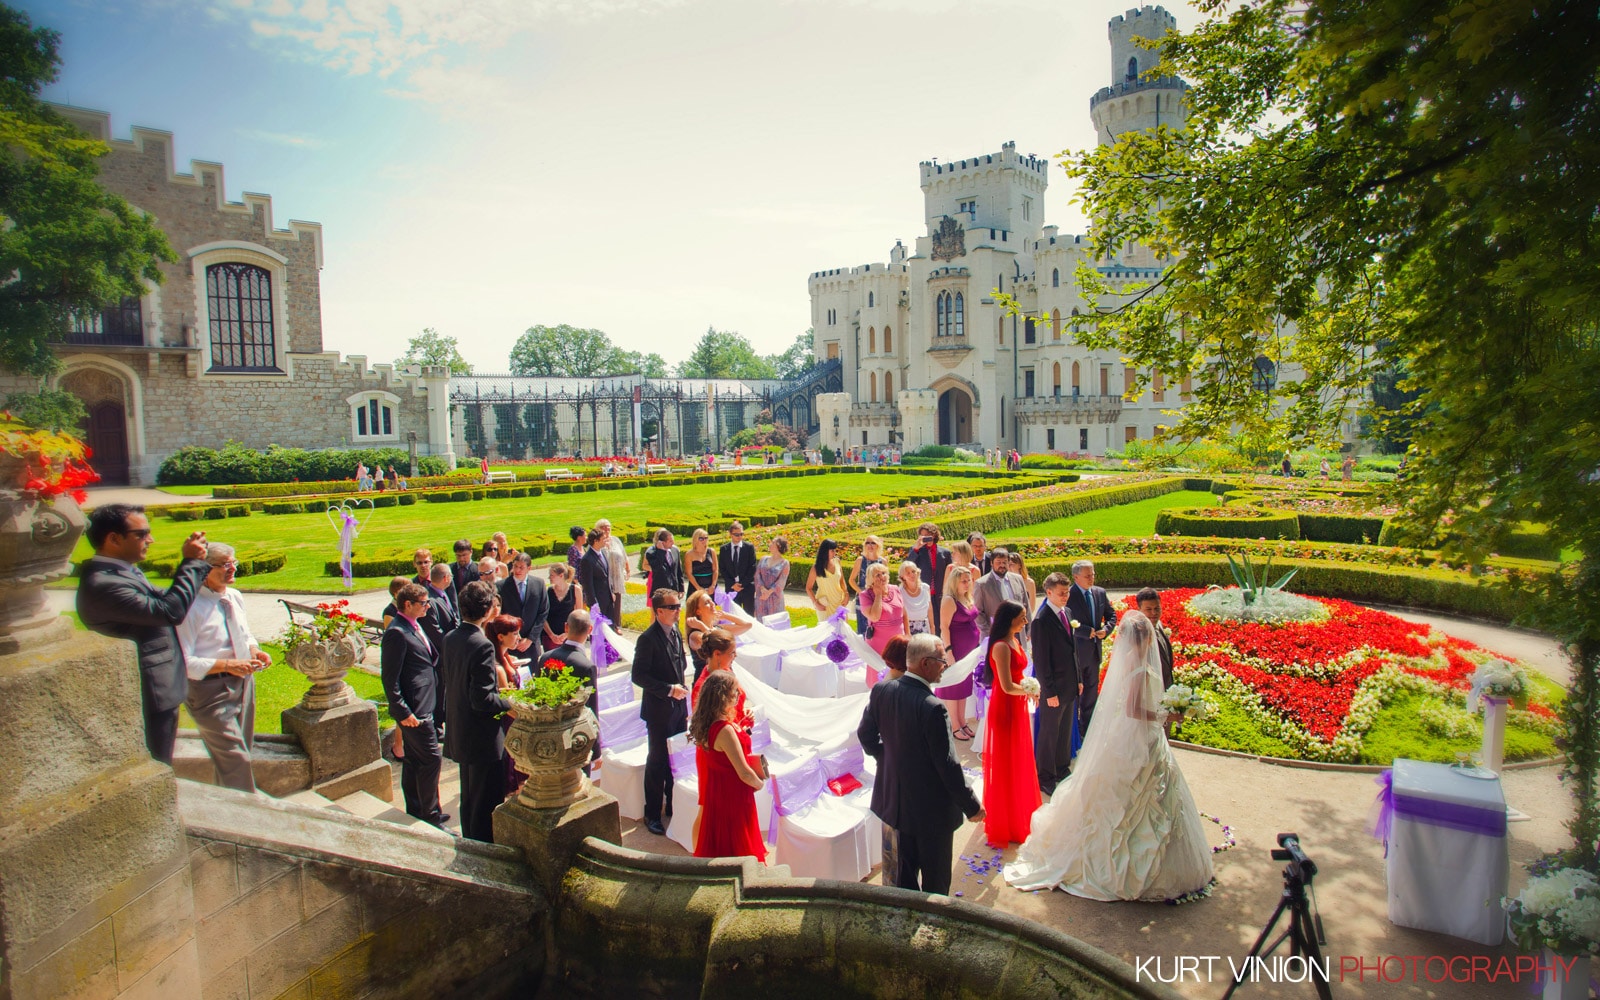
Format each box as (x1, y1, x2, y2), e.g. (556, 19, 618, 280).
(676, 327, 778, 379)
(3, 387, 85, 433)
(771, 330, 816, 380)
(508, 325, 668, 378)
(615, 349, 669, 378)
(394, 327, 472, 375)
(0, 5, 177, 376)
(1060, 0, 1600, 863)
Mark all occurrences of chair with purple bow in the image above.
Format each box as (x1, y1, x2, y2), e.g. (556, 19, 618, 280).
(665, 733, 701, 852)
(771, 739, 873, 881)
(596, 701, 650, 821)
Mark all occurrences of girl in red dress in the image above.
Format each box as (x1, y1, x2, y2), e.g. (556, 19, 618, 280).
(983, 600, 1041, 847)
(689, 670, 768, 861)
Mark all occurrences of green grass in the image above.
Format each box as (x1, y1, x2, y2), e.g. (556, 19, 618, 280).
(1170, 684, 1300, 759)
(155, 485, 215, 497)
(73, 471, 996, 593)
(62, 614, 387, 735)
(1356, 691, 1557, 765)
(989, 489, 1221, 539)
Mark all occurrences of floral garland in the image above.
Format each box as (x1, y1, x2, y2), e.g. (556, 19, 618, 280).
(1167, 877, 1219, 906)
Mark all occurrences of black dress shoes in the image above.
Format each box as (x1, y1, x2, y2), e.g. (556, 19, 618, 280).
(645, 819, 666, 836)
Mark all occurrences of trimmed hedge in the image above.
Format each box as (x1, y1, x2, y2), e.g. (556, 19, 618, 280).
(882, 476, 1203, 540)
(1024, 554, 1546, 625)
(214, 473, 478, 499)
(1296, 512, 1386, 545)
(158, 444, 452, 486)
(1378, 521, 1563, 562)
(1153, 507, 1301, 541)
(136, 551, 287, 578)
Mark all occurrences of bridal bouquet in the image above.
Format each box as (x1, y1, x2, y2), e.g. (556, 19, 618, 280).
(1019, 677, 1041, 699)
(1503, 867, 1600, 956)
(1161, 684, 1213, 722)
(1467, 659, 1529, 711)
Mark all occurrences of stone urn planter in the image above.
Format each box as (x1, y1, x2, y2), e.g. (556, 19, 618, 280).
(506, 696, 599, 810)
(285, 635, 365, 711)
(0, 452, 87, 640)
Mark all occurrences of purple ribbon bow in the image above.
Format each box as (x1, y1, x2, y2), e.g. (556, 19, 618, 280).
(749, 716, 772, 754)
(589, 608, 618, 670)
(669, 743, 697, 781)
(714, 586, 735, 613)
(819, 743, 865, 783)
(337, 512, 358, 589)
(1371, 768, 1507, 852)
(768, 756, 826, 843)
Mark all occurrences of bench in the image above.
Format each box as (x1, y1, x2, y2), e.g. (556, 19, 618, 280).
(716, 464, 740, 471)
(485, 470, 516, 483)
(543, 468, 581, 480)
(280, 598, 385, 647)
(646, 463, 670, 475)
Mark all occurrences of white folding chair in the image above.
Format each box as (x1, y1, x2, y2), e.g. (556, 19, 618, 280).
(595, 669, 635, 711)
(665, 734, 699, 852)
(596, 702, 649, 821)
(771, 752, 872, 881)
(737, 643, 783, 690)
(760, 610, 792, 631)
(777, 648, 839, 699)
(816, 734, 881, 869)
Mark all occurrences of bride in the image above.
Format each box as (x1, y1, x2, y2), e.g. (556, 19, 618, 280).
(1004, 610, 1214, 901)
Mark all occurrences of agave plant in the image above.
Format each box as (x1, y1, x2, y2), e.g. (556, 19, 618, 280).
(1224, 553, 1299, 607)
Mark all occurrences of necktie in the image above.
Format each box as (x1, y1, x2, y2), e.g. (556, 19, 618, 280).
(1059, 607, 1071, 632)
(415, 619, 432, 655)
(218, 595, 246, 660)
(518, 580, 526, 605)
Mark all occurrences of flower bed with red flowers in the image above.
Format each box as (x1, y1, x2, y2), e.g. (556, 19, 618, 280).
(1132, 589, 1561, 763)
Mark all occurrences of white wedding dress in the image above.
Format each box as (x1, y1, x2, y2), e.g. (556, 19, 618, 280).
(1004, 611, 1214, 901)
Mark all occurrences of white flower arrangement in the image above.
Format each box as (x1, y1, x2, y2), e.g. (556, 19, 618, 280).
(1019, 677, 1041, 699)
(1469, 659, 1529, 707)
(1161, 683, 1214, 722)
(1504, 868, 1600, 956)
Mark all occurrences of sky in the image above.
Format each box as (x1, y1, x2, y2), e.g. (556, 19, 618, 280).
(25, 0, 1200, 374)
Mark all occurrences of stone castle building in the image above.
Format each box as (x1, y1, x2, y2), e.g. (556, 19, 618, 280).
(807, 6, 1200, 457)
(0, 106, 456, 485)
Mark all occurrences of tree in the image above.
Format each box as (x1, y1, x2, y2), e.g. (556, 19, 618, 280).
(394, 327, 472, 375)
(1056, 0, 1600, 863)
(0, 5, 177, 376)
(676, 327, 778, 380)
(615, 349, 669, 378)
(770, 330, 816, 381)
(509, 325, 623, 377)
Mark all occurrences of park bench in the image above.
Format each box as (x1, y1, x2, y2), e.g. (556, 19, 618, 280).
(485, 470, 516, 483)
(543, 468, 581, 481)
(279, 598, 385, 647)
(646, 463, 670, 475)
(717, 464, 740, 471)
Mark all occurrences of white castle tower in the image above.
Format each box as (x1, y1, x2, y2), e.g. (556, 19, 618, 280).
(1089, 6, 1189, 148)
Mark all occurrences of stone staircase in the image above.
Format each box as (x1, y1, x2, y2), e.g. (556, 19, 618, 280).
(277, 786, 437, 832)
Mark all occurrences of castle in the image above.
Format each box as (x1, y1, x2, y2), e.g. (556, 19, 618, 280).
(807, 6, 1196, 457)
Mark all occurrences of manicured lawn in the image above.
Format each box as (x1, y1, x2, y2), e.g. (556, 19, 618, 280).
(76, 471, 999, 594)
(156, 485, 215, 497)
(989, 489, 1220, 539)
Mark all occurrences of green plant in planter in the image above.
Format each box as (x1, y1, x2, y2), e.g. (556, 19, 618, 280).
(508, 664, 586, 710)
(1224, 552, 1298, 607)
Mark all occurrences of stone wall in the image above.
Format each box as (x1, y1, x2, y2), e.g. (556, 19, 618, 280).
(179, 781, 544, 1000)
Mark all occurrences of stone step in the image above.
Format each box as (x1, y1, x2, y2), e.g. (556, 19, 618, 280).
(278, 788, 337, 809)
(331, 790, 433, 831)
(173, 732, 311, 797)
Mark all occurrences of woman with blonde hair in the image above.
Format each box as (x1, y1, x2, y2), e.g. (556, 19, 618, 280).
(753, 536, 790, 619)
(848, 536, 886, 635)
(897, 561, 932, 636)
(687, 528, 717, 601)
(938, 564, 980, 740)
(685, 590, 750, 684)
(859, 561, 906, 686)
(942, 539, 975, 599)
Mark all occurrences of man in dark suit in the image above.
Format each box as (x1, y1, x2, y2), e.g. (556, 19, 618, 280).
(630, 588, 688, 836)
(77, 504, 211, 764)
(497, 552, 549, 657)
(381, 583, 446, 827)
(542, 610, 599, 771)
(719, 521, 758, 614)
(412, 547, 457, 614)
(1065, 559, 1118, 738)
(1030, 572, 1079, 796)
(907, 522, 952, 637)
(579, 528, 616, 624)
(968, 533, 993, 578)
(421, 563, 461, 651)
(450, 538, 481, 595)
(442, 580, 514, 842)
(643, 529, 685, 598)
(858, 634, 983, 895)
(1137, 588, 1176, 737)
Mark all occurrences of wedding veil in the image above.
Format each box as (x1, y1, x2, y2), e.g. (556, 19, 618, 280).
(1073, 609, 1165, 776)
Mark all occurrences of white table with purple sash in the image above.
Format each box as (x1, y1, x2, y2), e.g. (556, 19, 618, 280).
(1372, 758, 1509, 945)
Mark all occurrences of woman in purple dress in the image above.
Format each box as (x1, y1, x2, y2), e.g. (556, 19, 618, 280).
(937, 565, 980, 740)
(752, 537, 790, 620)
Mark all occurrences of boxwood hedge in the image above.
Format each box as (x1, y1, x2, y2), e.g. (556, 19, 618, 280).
(1153, 507, 1301, 541)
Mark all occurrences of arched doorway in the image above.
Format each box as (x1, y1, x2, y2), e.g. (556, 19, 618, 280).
(84, 401, 130, 485)
(937, 388, 972, 445)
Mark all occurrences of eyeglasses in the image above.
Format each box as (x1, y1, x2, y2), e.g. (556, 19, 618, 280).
(210, 561, 239, 571)
(122, 528, 153, 539)
(657, 604, 681, 611)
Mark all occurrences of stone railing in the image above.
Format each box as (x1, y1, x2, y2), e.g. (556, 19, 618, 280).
(1014, 393, 1124, 423)
(552, 839, 1180, 1000)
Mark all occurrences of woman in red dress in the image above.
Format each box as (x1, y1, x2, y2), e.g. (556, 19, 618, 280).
(983, 600, 1041, 847)
(690, 670, 767, 861)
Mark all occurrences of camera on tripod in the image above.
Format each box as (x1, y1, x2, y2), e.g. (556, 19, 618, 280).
(1272, 832, 1317, 886)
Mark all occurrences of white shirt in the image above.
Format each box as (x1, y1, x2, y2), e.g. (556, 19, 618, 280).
(177, 586, 258, 681)
(902, 671, 933, 689)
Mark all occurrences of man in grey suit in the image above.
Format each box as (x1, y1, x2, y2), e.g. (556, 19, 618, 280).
(77, 503, 211, 764)
(973, 548, 1028, 638)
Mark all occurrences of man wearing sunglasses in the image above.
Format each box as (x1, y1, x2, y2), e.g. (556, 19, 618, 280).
(78, 503, 211, 765)
(631, 589, 690, 835)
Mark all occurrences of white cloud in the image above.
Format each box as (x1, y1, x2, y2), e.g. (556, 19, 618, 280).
(236, 127, 327, 147)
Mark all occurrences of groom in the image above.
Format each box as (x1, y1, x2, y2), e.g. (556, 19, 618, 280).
(858, 634, 983, 895)
(1031, 573, 1080, 795)
(1066, 560, 1118, 736)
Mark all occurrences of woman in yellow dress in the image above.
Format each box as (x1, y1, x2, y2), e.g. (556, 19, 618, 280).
(806, 538, 849, 617)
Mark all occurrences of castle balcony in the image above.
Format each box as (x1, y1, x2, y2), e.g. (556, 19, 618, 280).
(1013, 393, 1123, 424)
(1089, 75, 1189, 111)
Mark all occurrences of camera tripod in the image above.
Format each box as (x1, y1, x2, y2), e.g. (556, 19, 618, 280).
(1222, 839, 1332, 1000)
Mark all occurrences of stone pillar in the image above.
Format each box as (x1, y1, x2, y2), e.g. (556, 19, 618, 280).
(0, 620, 203, 999)
(493, 786, 621, 899)
(421, 365, 457, 469)
(897, 389, 938, 453)
(280, 700, 393, 802)
(815, 392, 852, 456)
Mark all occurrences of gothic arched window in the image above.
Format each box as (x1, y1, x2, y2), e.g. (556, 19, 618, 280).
(1052, 268, 1060, 288)
(1127, 57, 1139, 82)
(884, 371, 893, 397)
(883, 326, 893, 353)
(954, 293, 964, 337)
(869, 371, 877, 403)
(868, 327, 876, 354)
(206, 262, 277, 372)
(1052, 309, 1062, 341)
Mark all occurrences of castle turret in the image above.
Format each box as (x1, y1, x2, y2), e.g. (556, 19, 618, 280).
(1090, 6, 1188, 147)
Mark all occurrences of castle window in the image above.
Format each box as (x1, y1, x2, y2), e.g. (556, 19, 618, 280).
(1052, 268, 1060, 288)
(1052, 309, 1062, 341)
(1024, 369, 1035, 397)
(868, 291, 875, 308)
(868, 327, 876, 354)
(936, 292, 949, 337)
(206, 263, 278, 372)
(1053, 362, 1061, 395)
(884, 371, 892, 397)
(1127, 57, 1139, 82)
(67, 295, 144, 347)
(1022, 197, 1032, 221)
(1072, 361, 1081, 391)
(348, 391, 401, 441)
(954, 293, 964, 337)
(869, 371, 877, 403)
(883, 326, 892, 353)
(1024, 316, 1036, 345)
